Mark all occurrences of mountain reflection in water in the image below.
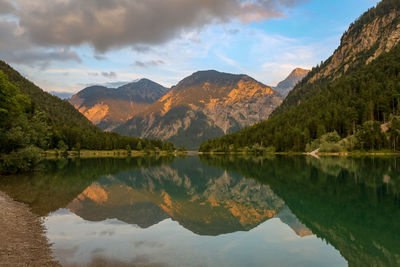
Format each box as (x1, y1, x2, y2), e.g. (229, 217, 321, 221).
(66, 161, 285, 236)
(0, 155, 399, 266)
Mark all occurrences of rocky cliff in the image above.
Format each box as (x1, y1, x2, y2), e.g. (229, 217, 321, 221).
(115, 70, 282, 149)
(69, 79, 168, 131)
(308, 8, 400, 83)
(274, 68, 310, 97)
(199, 0, 400, 152)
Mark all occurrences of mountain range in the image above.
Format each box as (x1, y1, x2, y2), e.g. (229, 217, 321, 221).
(63, 156, 313, 237)
(115, 70, 283, 149)
(70, 69, 306, 149)
(0, 60, 174, 168)
(69, 79, 168, 131)
(67, 162, 285, 236)
(3, 0, 399, 155)
(200, 0, 400, 152)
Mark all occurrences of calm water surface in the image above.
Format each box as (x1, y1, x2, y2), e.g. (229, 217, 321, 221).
(1, 155, 399, 266)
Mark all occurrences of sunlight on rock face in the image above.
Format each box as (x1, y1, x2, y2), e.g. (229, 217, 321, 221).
(77, 183, 109, 205)
(79, 103, 110, 125)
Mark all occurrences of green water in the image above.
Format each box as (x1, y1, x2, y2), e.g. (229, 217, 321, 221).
(1, 155, 399, 266)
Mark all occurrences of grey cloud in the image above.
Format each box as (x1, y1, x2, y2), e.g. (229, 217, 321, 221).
(132, 45, 152, 53)
(0, 18, 81, 66)
(189, 38, 202, 44)
(134, 60, 164, 68)
(88, 72, 99, 77)
(99, 228, 115, 236)
(101, 71, 117, 78)
(104, 81, 130, 88)
(80, 81, 131, 88)
(0, 0, 15, 15)
(227, 29, 240, 35)
(88, 71, 117, 79)
(6, 49, 81, 66)
(94, 54, 107, 61)
(15, 0, 308, 52)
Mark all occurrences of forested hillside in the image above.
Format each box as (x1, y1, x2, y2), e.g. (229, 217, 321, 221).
(200, 0, 400, 153)
(0, 61, 174, 172)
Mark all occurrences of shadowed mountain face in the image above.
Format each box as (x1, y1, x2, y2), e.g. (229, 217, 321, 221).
(274, 68, 310, 98)
(69, 79, 168, 131)
(115, 70, 282, 149)
(275, 206, 312, 237)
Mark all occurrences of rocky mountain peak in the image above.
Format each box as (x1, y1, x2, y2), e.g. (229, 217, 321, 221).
(69, 78, 168, 131)
(308, 1, 400, 83)
(291, 68, 310, 76)
(275, 68, 310, 98)
(115, 71, 282, 149)
(174, 70, 245, 90)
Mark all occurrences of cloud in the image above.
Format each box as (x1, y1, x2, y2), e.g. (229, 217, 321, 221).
(78, 81, 132, 89)
(227, 29, 240, 35)
(94, 54, 107, 61)
(88, 71, 117, 79)
(14, 0, 308, 52)
(132, 45, 152, 53)
(0, 18, 81, 66)
(134, 59, 165, 68)
(216, 52, 245, 72)
(101, 71, 117, 78)
(0, 0, 15, 15)
(6, 48, 81, 66)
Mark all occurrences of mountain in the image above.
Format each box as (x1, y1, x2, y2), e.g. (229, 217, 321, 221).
(66, 157, 285, 236)
(274, 68, 310, 98)
(0, 60, 96, 131)
(200, 0, 400, 152)
(115, 70, 282, 149)
(277, 0, 400, 114)
(275, 206, 312, 237)
(0, 156, 285, 236)
(69, 79, 168, 131)
(0, 157, 175, 216)
(0, 61, 175, 173)
(50, 91, 75, 99)
(201, 155, 400, 266)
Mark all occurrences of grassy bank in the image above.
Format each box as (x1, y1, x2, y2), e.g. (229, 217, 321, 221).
(42, 149, 188, 158)
(1, 149, 188, 174)
(198, 150, 400, 156)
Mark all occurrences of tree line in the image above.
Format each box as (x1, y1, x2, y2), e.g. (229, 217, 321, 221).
(0, 65, 175, 173)
(200, 41, 400, 153)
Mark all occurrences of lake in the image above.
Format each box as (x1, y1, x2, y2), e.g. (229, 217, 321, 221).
(0, 155, 399, 266)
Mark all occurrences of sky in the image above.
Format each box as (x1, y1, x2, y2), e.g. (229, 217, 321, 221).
(0, 0, 380, 94)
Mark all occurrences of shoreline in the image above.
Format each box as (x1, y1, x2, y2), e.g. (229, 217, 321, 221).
(40, 149, 400, 158)
(0, 191, 60, 266)
(41, 149, 188, 159)
(197, 151, 400, 156)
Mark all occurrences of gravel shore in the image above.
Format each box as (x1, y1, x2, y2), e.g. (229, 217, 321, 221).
(0, 191, 60, 267)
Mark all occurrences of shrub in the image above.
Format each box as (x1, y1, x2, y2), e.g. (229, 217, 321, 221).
(320, 143, 342, 153)
(0, 145, 42, 173)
